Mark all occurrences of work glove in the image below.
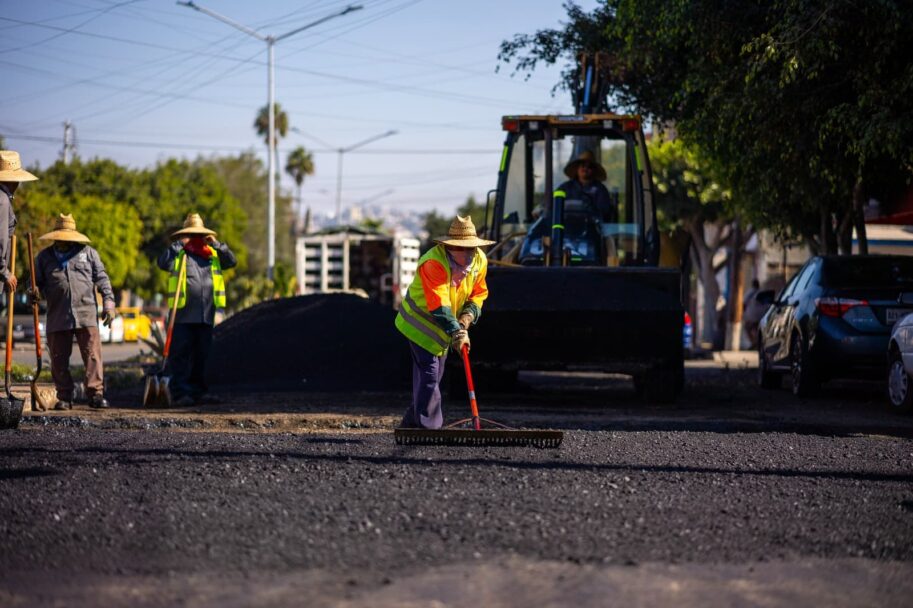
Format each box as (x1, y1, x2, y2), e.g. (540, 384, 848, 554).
(458, 312, 474, 330)
(27, 287, 40, 306)
(102, 305, 116, 328)
(451, 329, 470, 353)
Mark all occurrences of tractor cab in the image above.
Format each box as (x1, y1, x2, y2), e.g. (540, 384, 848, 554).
(487, 114, 659, 268)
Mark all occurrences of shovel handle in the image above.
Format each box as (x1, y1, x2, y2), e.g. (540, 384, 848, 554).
(5, 235, 17, 374)
(162, 254, 187, 359)
(460, 344, 481, 431)
(27, 234, 41, 359)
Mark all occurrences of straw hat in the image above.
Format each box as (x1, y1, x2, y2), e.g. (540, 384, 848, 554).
(39, 214, 91, 243)
(0, 151, 38, 182)
(171, 213, 216, 238)
(433, 215, 495, 248)
(563, 150, 607, 182)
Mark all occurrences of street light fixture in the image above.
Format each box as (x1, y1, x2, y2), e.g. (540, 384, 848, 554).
(176, 1, 363, 279)
(335, 130, 397, 224)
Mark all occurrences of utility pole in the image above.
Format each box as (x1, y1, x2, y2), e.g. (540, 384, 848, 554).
(61, 120, 76, 164)
(334, 130, 397, 224)
(177, 1, 363, 280)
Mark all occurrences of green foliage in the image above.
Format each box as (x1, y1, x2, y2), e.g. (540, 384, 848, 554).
(649, 138, 730, 232)
(18, 192, 142, 286)
(226, 274, 275, 311)
(499, 0, 913, 252)
(421, 195, 487, 251)
(285, 146, 315, 187)
(271, 261, 297, 298)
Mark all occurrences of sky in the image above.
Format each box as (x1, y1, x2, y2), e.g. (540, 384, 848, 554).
(2, 0, 598, 221)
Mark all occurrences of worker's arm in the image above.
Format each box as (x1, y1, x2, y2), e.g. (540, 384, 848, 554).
(89, 248, 115, 308)
(211, 239, 237, 270)
(0, 196, 9, 284)
(157, 241, 183, 271)
(459, 256, 489, 325)
(419, 259, 460, 334)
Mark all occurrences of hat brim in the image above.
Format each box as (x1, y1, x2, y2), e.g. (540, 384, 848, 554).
(564, 160, 607, 182)
(39, 230, 91, 243)
(172, 227, 217, 238)
(0, 168, 38, 182)
(433, 236, 496, 247)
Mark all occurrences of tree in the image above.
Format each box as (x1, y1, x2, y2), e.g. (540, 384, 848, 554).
(499, 1, 913, 255)
(254, 103, 289, 148)
(285, 145, 315, 235)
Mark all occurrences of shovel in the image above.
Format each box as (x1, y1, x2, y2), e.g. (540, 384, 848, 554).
(143, 253, 186, 407)
(27, 233, 49, 412)
(1, 235, 24, 429)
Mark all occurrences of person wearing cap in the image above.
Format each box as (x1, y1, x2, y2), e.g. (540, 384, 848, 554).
(395, 215, 493, 429)
(553, 150, 617, 224)
(0, 150, 38, 293)
(157, 213, 237, 407)
(31, 214, 116, 410)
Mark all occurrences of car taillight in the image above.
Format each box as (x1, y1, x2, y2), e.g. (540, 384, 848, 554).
(684, 311, 692, 326)
(815, 297, 868, 318)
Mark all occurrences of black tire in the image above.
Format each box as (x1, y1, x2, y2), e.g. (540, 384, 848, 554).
(642, 368, 677, 404)
(758, 342, 782, 390)
(790, 331, 818, 397)
(887, 349, 913, 414)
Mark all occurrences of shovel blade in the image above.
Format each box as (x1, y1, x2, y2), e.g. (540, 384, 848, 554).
(142, 375, 159, 408)
(0, 396, 25, 430)
(158, 377, 173, 408)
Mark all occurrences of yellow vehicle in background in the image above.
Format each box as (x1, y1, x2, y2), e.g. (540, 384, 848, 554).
(117, 307, 152, 342)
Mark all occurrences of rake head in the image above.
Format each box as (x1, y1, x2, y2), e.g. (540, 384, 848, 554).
(0, 395, 24, 430)
(142, 374, 173, 408)
(394, 428, 563, 448)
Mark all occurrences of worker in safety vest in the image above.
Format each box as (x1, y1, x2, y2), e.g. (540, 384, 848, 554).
(395, 215, 494, 429)
(157, 213, 236, 407)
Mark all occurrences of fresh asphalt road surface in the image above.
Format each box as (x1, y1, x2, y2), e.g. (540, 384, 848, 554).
(1, 423, 911, 605)
(7, 339, 144, 367)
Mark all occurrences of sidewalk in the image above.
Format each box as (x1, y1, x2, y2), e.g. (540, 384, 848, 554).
(687, 349, 758, 369)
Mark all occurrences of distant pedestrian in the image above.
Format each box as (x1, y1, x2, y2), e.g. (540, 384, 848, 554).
(32, 214, 115, 410)
(395, 215, 493, 429)
(0, 150, 38, 293)
(157, 213, 236, 407)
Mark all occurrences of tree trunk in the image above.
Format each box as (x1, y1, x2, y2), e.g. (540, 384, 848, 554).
(726, 218, 743, 350)
(854, 179, 868, 255)
(689, 222, 722, 348)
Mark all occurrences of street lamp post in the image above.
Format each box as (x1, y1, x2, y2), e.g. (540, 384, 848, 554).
(177, 1, 362, 279)
(335, 130, 397, 224)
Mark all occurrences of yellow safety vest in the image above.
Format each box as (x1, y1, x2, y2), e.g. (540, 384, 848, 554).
(167, 250, 226, 309)
(395, 244, 487, 356)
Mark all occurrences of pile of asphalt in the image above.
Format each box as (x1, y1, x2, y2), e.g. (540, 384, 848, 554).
(206, 293, 410, 391)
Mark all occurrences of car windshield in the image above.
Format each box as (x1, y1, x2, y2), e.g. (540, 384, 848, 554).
(823, 257, 913, 288)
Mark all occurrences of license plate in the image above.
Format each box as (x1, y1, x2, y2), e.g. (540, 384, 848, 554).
(886, 308, 913, 324)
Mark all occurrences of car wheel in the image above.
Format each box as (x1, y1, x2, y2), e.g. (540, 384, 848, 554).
(758, 341, 781, 390)
(790, 331, 818, 397)
(887, 350, 913, 414)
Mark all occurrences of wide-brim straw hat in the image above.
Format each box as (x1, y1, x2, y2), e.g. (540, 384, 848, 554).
(433, 215, 495, 248)
(39, 213, 91, 243)
(172, 213, 217, 238)
(564, 150, 607, 182)
(0, 150, 38, 182)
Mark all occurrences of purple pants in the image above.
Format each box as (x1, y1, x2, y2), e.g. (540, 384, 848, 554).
(401, 341, 448, 429)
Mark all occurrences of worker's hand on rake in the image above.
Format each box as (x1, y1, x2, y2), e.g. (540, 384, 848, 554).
(27, 287, 40, 306)
(102, 305, 117, 328)
(458, 312, 473, 330)
(451, 329, 470, 353)
(3, 273, 17, 293)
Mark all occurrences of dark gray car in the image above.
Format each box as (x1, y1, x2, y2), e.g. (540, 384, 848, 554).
(758, 255, 913, 396)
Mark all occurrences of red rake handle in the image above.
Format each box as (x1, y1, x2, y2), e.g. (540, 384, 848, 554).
(460, 344, 481, 431)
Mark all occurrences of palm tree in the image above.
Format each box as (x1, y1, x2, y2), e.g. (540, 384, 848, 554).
(253, 103, 289, 148)
(285, 145, 315, 235)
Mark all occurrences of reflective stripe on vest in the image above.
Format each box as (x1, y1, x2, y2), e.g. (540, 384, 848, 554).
(167, 250, 226, 309)
(394, 244, 486, 356)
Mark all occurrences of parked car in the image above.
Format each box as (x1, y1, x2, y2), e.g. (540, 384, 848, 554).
(886, 309, 913, 413)
(117, 306, 152, 342)
(758, 255, 913, 396)
(0, 292, 46, 343)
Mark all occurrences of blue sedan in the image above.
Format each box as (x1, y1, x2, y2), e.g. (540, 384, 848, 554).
(757, 255, 913, 396)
